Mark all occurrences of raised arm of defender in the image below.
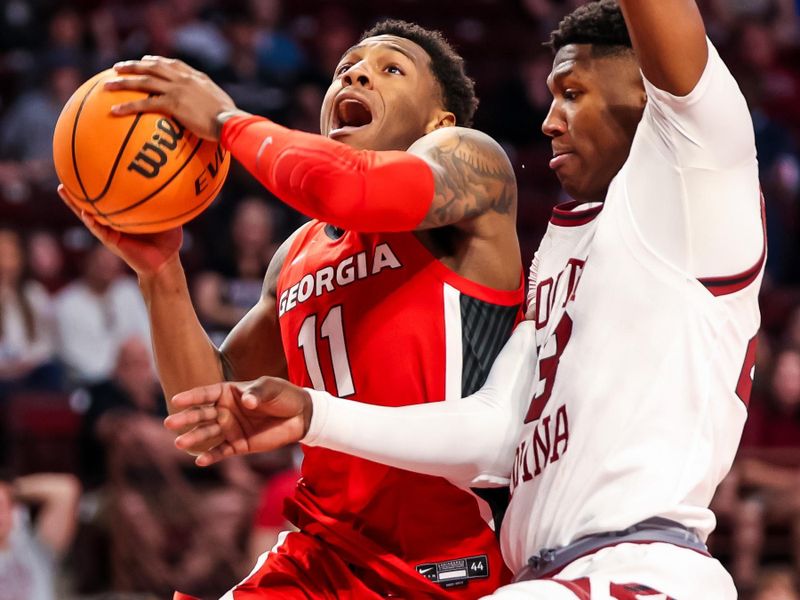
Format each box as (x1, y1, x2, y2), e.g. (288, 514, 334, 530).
(617, 0, 762, 279)
(165, 321, 538, 488)
(617, 0, 708, 95)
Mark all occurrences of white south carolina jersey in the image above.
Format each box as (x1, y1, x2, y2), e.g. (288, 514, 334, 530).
(501, 39, 764, 573)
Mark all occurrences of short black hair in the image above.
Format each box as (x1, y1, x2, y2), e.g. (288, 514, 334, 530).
(547, 0, 633, 56)
(360, 19, 479, 127)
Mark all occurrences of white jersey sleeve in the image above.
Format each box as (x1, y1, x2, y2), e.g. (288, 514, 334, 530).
(624, 38, 762, 278)
(303, 320, 538, 488)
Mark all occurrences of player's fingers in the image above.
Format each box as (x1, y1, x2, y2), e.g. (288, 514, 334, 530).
(172, 382, 227, 409)
(142, 55, 196, 74)
(104, 75, 171, 95)
(59, 186, 122, 246)
(75, 208, 122, 247)
(110, 94, 174, 117)
(195, 442, 238, 467)
(163, 405, 218, 431)
(57, 185, 83, 218)
(113, 57, 180, 80)
(174, 422, 223, 450)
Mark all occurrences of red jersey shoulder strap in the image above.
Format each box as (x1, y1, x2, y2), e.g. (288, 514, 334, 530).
(277, 220, 323, 292)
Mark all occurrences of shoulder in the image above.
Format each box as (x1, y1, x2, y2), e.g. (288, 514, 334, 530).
(643, 39, 744, 113)
(409, 126, 513, 174)
(262, 222, 314, 299)
(409, 127, 517, 231)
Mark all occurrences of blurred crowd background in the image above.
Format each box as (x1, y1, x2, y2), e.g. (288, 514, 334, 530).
(0, 0, 799, 599)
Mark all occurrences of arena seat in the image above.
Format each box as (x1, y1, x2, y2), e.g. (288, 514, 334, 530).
(5, 390, 81, 475)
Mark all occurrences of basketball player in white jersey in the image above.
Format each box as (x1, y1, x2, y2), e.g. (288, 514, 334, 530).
(164, 1, 762, 597)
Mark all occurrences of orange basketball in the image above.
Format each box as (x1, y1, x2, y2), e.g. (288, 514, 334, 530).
(52, 69, 230, 233)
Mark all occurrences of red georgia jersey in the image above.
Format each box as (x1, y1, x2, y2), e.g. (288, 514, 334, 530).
(277, 221, 523, 595)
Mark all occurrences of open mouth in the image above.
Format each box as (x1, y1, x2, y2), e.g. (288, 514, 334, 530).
(330, 97, 373, 136)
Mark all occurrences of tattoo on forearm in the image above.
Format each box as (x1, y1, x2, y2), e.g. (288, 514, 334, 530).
(421, 132, 516, 228)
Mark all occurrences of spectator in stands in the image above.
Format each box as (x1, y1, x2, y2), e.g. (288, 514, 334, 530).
(78, 336, 165, 490)
(286, 81, 326, 134)
(731, 19, 800, 132)
(0, 56, 81, 200)
(54, 244, 150, 385)
(86, 6, 122, 70)
(783, 304, 800, 350)
(79, 336, 257, 596)
(0, 228, 61, 397)
(733, 347, 800, 590)
(25, 230, 66, 295)
(487, 49, 554, 149)
(250, 0, 306, 86)
(195, 197, 277, 345)
(42, 8, 89, 69)
(311, 7, 358, 76)
(170, 0, 231, 72)
(122, 2, 177, 60)
(0, 471, 81, 600)
(752, 567, 800, 600)
(217, 9, 289, 119)
(520, 0, 584, 41)
(709, 0, 800, 48)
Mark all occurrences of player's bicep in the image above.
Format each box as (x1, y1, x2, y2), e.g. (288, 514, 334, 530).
(408, 127, 516, 230)
(219, 295, 286, 381)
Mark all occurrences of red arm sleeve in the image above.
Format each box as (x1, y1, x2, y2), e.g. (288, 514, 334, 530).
(220, 115, 436, 232)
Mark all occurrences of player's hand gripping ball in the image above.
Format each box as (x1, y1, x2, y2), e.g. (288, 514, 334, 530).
(52, 69, 230, 233)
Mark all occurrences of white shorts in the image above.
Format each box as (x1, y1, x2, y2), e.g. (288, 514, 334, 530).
(483, 543, 736, 599)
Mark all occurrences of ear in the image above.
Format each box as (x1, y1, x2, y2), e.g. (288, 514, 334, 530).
(425, 110, 456, 133)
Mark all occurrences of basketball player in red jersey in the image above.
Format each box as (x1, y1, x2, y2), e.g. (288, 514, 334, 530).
(59, 20, 523, 599)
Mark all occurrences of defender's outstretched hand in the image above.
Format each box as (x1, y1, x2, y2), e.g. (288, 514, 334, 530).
(164, 377, 312, 466)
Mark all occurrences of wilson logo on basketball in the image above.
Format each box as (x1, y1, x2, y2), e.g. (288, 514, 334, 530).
(127, 118, 186, 179)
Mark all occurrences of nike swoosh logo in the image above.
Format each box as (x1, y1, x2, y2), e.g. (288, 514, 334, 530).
(256, 136, 274, 161)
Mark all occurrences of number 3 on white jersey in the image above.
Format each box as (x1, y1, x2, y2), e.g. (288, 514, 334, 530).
(298, 305, 356, 397)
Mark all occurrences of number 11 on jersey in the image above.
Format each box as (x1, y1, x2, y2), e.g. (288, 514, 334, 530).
(298, 305, 355, 397)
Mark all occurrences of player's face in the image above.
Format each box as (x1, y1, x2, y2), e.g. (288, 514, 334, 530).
(320, 35, 451, 151)
(542, 45, 646, 202)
